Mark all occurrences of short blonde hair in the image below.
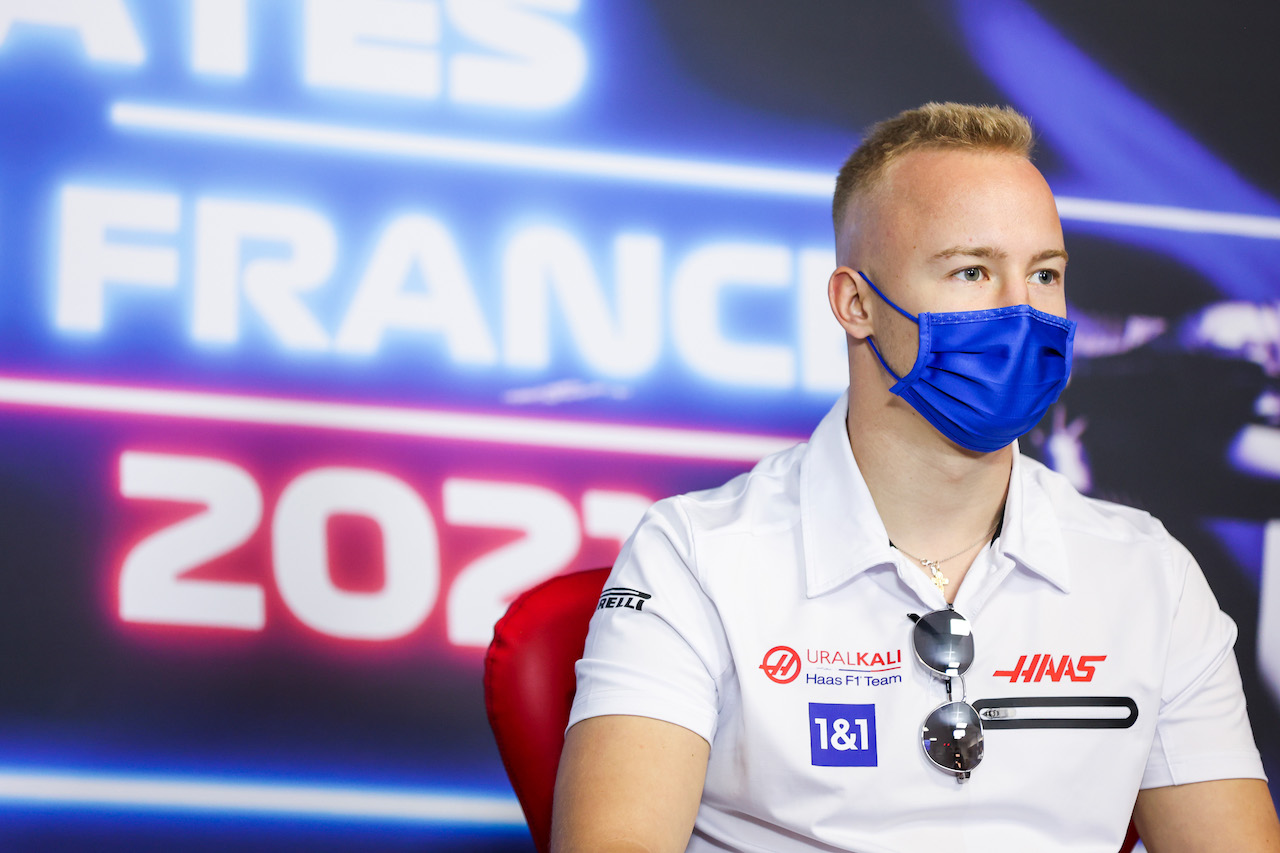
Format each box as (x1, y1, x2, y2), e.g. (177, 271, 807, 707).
(832, 102, 1034, 229)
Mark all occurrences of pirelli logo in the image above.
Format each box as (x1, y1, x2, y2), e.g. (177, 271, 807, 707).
(596, 587, 652, 612)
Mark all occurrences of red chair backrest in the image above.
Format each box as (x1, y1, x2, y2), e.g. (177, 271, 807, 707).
(1121, 820, 1139, 853)
(483, 565, 1140, 853)
(484, 567, 611, 853)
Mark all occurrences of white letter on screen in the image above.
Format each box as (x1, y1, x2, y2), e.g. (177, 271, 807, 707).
(444, 479, 580, 647)
(1260, 521, 1280, 706)
(273, 468, 439, 641)
(797, 248, 848, 393)
(55, 185, 180, 333)
(503, 227, 660, 377)
(192, 198, 335, 350)
(672, 243, 796, 388)
(119, 452, 266, 631)
(336, 214, 496, 363)
(0, 0, 144, 64)
(304, 0, 441, 98)
(191, 0, 250, 76)
(446, 0, 586, 109)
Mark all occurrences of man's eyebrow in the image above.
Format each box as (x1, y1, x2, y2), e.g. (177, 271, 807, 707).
(931, 246, 1006, 261)
(1031, 248, 1069, 264)
(929, 246, 1069, 264)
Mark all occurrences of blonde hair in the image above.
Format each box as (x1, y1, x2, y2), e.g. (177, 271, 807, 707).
(832, 102, 1034, 229)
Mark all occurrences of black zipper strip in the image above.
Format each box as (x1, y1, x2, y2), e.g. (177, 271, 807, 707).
(972, 696, 1138, 729)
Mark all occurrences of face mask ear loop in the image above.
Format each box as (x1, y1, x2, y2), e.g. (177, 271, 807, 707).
(857, 271, 919, 323)
(857, 271, 918, 382)
(864, 337, 903, 382)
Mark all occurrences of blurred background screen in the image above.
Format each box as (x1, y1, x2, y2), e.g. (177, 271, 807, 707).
(0, 1, 1276, 850)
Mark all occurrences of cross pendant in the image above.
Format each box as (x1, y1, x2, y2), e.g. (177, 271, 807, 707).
(921, 559, 948, 591)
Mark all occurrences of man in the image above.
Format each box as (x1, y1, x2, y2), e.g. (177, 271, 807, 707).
(551, 103, 1280, 852)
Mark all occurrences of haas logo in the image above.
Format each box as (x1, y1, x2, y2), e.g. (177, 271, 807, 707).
(994, 654, 1106, 683)
(759, 646, 801, 684)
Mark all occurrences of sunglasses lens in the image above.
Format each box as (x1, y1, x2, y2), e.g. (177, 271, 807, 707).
(912, 610, 974, 677)
(921, 700, 984, 774)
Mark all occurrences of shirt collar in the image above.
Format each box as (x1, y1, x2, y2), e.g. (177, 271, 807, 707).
(999, 443, 1072, 593)
(800, 393, 894, 598)
(799, 392, 1072, 598)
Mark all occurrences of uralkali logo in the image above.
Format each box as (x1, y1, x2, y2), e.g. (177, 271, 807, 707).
(759, 646, 801, 684)
(762, 646, 907, 686)
(807, 648, 902, 670)
(803, 647, 904, 688)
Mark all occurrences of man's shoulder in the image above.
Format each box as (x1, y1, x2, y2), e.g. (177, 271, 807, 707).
(659, 439, 809, 537)
(616, 440, 808, 591)
(1022, 454, 1171, 545)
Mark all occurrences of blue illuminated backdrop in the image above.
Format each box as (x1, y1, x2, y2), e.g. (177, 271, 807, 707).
(0, 1, 1275, 850)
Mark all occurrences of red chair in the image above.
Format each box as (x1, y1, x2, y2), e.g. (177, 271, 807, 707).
(485, 567, 611, 853)
(483, 566, 1140, 853)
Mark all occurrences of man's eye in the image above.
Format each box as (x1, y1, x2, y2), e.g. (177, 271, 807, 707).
(1032, 270, 1059, 285)
(957, 268, 983, 282)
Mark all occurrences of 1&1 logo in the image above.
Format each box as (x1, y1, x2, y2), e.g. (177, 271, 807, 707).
(759, 645, 801, 683)
(809, 702, 878, 767)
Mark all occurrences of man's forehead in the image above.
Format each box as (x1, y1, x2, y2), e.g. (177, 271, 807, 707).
(878, 146, 1044, 203)
(839, 147, 1061, 264)
(867, 148, 1062, 250)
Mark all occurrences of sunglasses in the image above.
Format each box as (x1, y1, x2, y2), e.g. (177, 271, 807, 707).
(909, 608, 984, 781)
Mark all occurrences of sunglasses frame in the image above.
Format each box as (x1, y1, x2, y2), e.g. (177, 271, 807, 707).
(909, 608, 985, 782)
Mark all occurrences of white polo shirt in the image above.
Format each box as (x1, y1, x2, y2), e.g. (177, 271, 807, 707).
(569, 393, 1265, 853)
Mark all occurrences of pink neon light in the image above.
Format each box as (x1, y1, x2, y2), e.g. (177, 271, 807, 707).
(0, 374, 800, 462)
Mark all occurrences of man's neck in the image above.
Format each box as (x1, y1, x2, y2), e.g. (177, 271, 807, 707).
(846, 408, 1011, 595)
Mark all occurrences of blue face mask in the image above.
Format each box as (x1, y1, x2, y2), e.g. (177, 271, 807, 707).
(858, 271, 1076, 453)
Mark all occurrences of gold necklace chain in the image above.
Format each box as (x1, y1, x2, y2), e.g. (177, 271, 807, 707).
(893, 518, 1001, 592)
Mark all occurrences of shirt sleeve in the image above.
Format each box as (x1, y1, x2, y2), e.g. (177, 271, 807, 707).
(566, 496, 730, 746)
(1141, 537, 1267, 788)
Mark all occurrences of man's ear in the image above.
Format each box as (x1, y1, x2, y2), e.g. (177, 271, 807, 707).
(828, 266, 874, 340)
